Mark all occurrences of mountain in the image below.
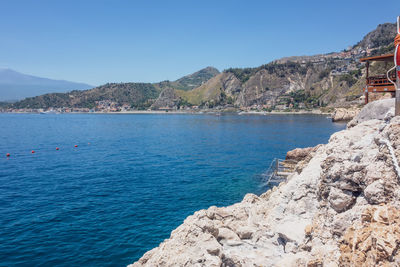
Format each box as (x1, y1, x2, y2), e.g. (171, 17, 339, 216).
(172, 22, 397, 110)
(0, 68, 93, 101)
(169, 67, 220, 91)
(5, 22, 398, 111)
(8, 67, 220, 109)
(11, 83, 161, 109)
(354, 23, 397, 50)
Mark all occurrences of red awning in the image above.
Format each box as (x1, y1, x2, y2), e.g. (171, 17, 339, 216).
(360, 54, 394, 62)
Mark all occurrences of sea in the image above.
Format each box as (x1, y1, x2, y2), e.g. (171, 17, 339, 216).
(0, 113, 346, 266)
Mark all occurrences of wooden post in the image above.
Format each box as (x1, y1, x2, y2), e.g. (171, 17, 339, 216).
(396, 16, 400, 115)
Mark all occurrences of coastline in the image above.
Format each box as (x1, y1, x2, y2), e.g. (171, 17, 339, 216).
(1, 109, 332, 116)
(130, 99, 400, 266)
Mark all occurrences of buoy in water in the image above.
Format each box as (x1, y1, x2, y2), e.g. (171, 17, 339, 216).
(31, 150, 35, 154)
(74, 145, 78, 148)
(56, 147, 59, 150)
(6, 153, 10, 157)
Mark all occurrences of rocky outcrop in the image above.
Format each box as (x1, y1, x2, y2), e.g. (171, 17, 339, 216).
(235, 69, 290, 107)
(356, 23, 397, 50)
(331, 107, 360, 122)
(366, 92, 393, 103)
(130, 99, 400, 266)
(347, 98, 394, 127)
(339, 205, 400, 266)
(286, 146, 319, 162)
(150, 88, 181, 110)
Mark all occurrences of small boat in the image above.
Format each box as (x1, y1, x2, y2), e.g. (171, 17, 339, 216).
(40, 110, 58, 114)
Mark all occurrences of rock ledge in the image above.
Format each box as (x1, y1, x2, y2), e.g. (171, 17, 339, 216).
(130, 99, 400, 266)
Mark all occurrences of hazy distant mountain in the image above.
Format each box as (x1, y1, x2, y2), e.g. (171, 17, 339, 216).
(0, 68, 93, 101)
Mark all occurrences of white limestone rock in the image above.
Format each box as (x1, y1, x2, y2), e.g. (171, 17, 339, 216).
(331, 107, 360, 122)
(328, 187, 356, 213)
(347, 98, 394, 128)
(130, 102, 400, 267)
(364, 179, 386, 204)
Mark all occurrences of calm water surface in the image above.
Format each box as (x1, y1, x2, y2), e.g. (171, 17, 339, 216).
(0, 113, 345, 266)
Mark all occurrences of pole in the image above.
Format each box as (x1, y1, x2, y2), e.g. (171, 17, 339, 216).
(366, 61, 369, 104)
(395, 16, 400, 115)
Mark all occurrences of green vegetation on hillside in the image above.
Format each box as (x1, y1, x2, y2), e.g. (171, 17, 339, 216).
(225, 61, 310, 83)
(9, 67, 220, 110)
(172, 67, 220, 91)
(370, 43, 395, 57)
(176, 74, 223, 106)
(278, 90, 322, 109)
(12, 83, 161, 109)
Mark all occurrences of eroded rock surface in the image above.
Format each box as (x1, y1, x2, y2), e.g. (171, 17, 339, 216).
(331, 107, 360, 122)
(130, 100, 400, 266)
(339, 205, 400, 266)
(347, 98, 394, 127)
(151, 87, 181, 110)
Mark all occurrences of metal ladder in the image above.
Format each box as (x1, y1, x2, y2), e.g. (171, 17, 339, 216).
(263, 158, 297, 186)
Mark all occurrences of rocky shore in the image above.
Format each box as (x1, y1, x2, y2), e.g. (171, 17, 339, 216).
(130, 99, 400, 266)
(331, 107, 360, 122)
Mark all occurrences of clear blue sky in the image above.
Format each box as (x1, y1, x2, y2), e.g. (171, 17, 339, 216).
(1, 0, 399, 86)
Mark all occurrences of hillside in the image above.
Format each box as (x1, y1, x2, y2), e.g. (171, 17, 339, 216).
(0, 68, 93, 101)
(169, 66, 220, 91)
(11, 83, 162, 110)
(355, 22, 396, 51)
(185, 22, 396, 110)
(7, 67, 220, 110)
(4, 22, 397, 112)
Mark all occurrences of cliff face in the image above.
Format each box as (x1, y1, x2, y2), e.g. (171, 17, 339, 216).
(151, 88, 181, 110)
(130, 99, 400, 266)
(178, 62, 348, 109)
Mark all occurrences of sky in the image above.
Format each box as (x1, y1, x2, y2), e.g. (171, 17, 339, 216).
(0, 0, 399, 86)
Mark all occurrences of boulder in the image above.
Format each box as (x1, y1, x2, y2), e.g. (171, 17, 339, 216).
(331, 107, 360, 122)
(217, 227, 240, 242)
(364, 180, 386, 204)
(235, 226, 253, 239)
(347, 98, 394, 128)
(328, 187, 356, 213)
(286, 146, 318, 161)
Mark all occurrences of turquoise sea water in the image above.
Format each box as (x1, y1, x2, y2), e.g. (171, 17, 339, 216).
(0, 114, 345, 266)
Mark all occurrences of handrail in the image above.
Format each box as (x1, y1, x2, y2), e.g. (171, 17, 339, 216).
(387, 66, 397, 88)
(263, 158, 297, 187)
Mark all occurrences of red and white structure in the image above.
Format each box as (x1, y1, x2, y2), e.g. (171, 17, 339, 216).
(395, 16, 400, 115)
